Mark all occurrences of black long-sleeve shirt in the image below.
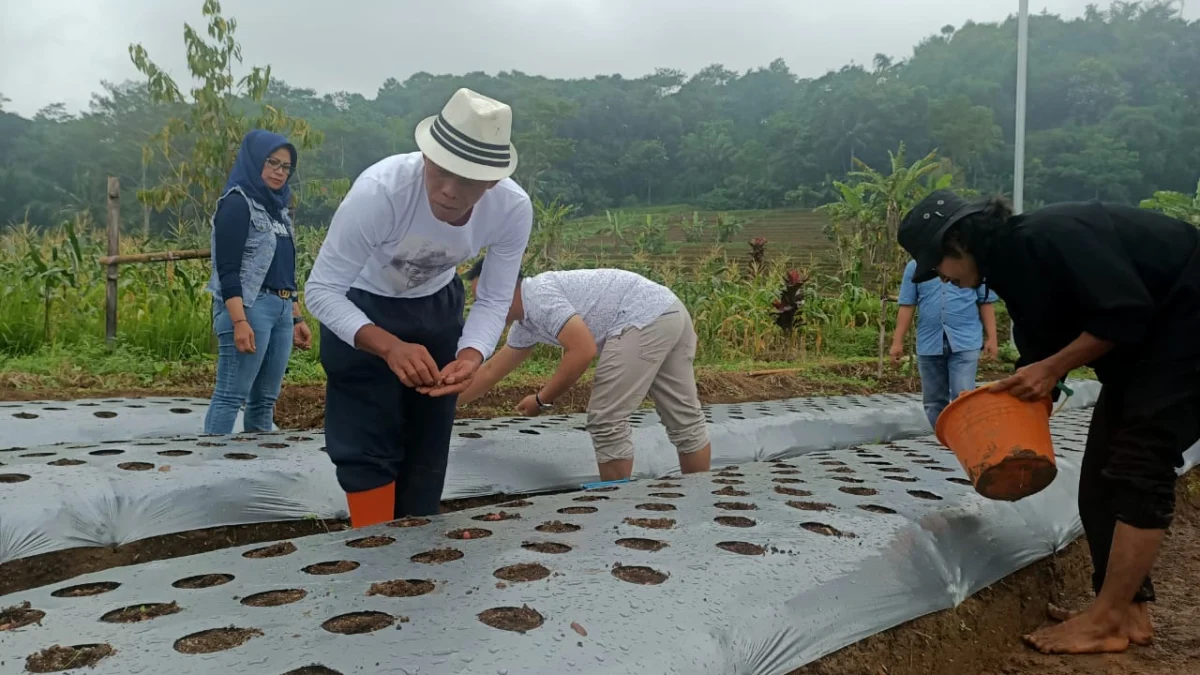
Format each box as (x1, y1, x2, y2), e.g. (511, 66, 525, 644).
(212, 192, 296, 301)
(983, 201, 1200, 383)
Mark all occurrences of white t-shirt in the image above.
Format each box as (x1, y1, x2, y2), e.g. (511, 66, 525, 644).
(506, 269, 681, 350)
(305, 152, 532, 360)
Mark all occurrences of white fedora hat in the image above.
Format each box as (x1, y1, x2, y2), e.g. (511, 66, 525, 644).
(415, 88, 518, 182)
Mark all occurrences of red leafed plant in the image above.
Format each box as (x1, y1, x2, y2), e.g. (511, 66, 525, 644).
(772, 269, 810, 334)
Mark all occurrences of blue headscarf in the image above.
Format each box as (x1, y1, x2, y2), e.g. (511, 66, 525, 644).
(222, 129, 297, 221)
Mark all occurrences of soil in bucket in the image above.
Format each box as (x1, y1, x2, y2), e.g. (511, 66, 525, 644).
(935, 386, 1058, 501)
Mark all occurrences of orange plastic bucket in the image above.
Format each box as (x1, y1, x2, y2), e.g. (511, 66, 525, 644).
(934, 386, 1057, 501)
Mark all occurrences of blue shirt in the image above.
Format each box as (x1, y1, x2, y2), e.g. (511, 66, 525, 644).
(898, 259, 995, 356)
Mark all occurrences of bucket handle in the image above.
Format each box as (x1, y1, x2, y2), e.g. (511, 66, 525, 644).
(982, 381, 1074, 417)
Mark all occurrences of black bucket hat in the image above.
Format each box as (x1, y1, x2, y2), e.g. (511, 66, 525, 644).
(898, 189, 986, 283)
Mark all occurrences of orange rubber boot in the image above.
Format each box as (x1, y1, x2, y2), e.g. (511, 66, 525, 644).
(346, 482, 396, 528)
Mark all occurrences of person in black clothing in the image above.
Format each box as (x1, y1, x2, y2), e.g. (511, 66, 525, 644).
(898, 190, 1200, 655)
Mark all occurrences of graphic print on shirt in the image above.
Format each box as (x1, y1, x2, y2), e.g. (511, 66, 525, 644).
(382, 236, 469, 291)
(268, 219, 290, 237)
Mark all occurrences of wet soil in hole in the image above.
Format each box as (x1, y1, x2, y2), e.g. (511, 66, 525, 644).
(557, 506, 598, 515)
(282, 666, 343, 675)
(636, 502, 676, 511)
(48, 459, 85, 466)
(801, 522, 854, 538)
(649, 492, 685, 498)
(157, 450, 192, 457)
(244, 541, 298, 559)
(25, 644, 115, 673)
(717, 541, 766, 555)
(623, 517, 675, 529)
(886, 476, 920, 483)
(716, 472, 744, 478)
(648, 482, 680, 489)
(573, 495, 609, 503)
(787, 500, 834, 512)
(588, 485, 621, 492)
(260, 442, 290, 449)
(773, 477, 804, 484)
(346, 535, 395, 548)
(840, 486, 879, 496)
(829, 467, 856, 474)
(499, 499, 533, 508)
(616, 537, 668, 552)
(447, 527, 492, 540)
(173, 626, 263, 654)
(909, 490, 944, 501)
(478, 605, 544, 633)
(947, 477, 975, 486)
(21, 452, 55, 458)
(51, 581, 120, 597)
(493, 563, 551, 582)
(173, 574, 234, 589)
(0, 473, 31, 483)
(714, 486, 750, 496)
(0, 601, 45, 631)
(241, 589, 307, 606)
(521, 541, 572, 554)
(367, 579, 436, 598)
(611, 564, 668, 585)
(411, 548, 465, 563)
(831, 476, 866, 484)
(714, 501, 757, 511)
(773, 469, 801, 475)
(117, 462, 154, 471)
(88, 449, 123, 456)
(224, 453, 257, 460)
(302, 560, 360, 575)
(859, 504, 898, 515)
(880, 467, 911, 474)
(774, 486, 813, 497)
(715, 516, 757, 528)
(722, 465, 740, 470)
(712, 478, 744, 485)
(473, 511, 522, 522)
(322, 611, 394, 635)
(535, 520, 580, 533)
(100, 601, 181, 623)
(196, 441, 226, 448)
(820, 461, 847, 466)
(388, 517, 430, 528)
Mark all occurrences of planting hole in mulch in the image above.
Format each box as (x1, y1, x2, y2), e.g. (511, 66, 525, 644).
(717, 541, 765, 555)
(831, 476, 866, 484)
(840, 486, 879, 496)
(389, 517, 430, 528)
(535, 520, 580, 533)
(787, 500, 834, 512)
(478, 605, 544, 633)
(117, 462, 154, 471)
(244, 541, 297, 559)
(88, 449, 123, 456)
(927, 466, 956, 473)
(13, 412, 38, 419)
(886, 476, 920, 483)
(282, 667, 343, 675)
(880, 467, 911, 474)
(616, 537, 668, 552)
(828, 467, 856, 474)
(285, 435, 314, 442)
(21, 452, 55, 458)
(346, 535, 395, 549)
(301, 560, 360, 575)
(173, 626, 263, 654)
(623, 517, 675, 529)
(573, 495, 609, 502)
(864, 460, 892, 466)
(25, 644, 114, 673)
(909, 490, 944, 501)
(411, 547, 465, 564)
(260, 442, 289, 449)
(715, 516, 757, 528)
(241, 589, 307, 607)
(446, 527, 492, 540)
(367, 579, 436, 598)
(0, 473, 31, 483)
(499, 499, 533, 508)
(588, 486, 620, 492)
(914, 459, 940, 465)
(173, 574, 234, 589)
(157, 450, 192, 457)
(321, 611, 394, 635)
(51, 582, 120, 598)
(224, 453, 257, 460)
(100, 602, 181, 623)
(636, 502, 676, 511)
(773, 469, 801, 475)
(0, 602, 45, 631)
(196, 441, 226, 448)
(715, 472, 744, 478)
(521, 541, 572, 554)
(648, 482, 680, 489)
(722, 465, 740, 470)
(611, 564, 668, 585)
(820, 461, 847, 466)
(773, 477, 804, 484)
(649, 492, 685, 499)
(473, 511, 522, 522)
(714, 501, 757, 511)
(169, 408, 193, 415)
(802, 522, 854, 538)
(713, 486, 750, 497)
(859, 504, 898, 515)
(774, 486, 813, 497)
(948, 477, 975, 486)
(48, 459, 85, 466)
(557, 506, 598, 515)
(93, 411, 117, 419)
(493, 563, 551, 582)
(712, 478, 744, 485)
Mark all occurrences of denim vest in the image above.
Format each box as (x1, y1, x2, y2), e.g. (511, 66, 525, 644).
(206, 186, 295, 309)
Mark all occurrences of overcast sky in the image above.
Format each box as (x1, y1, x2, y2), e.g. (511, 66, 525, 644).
(1, 0, 1194, 117)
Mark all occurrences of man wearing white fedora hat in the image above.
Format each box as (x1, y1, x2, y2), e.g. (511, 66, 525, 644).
(305, 88, 533, 527)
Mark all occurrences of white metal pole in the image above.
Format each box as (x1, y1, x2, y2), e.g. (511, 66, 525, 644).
(1013, 0, 1029, 214)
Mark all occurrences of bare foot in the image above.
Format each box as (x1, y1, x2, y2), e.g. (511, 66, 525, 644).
(1023, 608, 1129, 655)
(1046, 602, 1153, 646)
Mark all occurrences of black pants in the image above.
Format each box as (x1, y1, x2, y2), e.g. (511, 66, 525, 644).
(1080, 379, 1200, 602)
(320, 279, 465, 517)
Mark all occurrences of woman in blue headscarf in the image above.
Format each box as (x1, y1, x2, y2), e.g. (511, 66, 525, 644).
(204, 129, 312, 434)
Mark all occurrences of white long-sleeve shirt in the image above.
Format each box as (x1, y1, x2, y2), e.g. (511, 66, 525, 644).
(304, 152, 532, 361)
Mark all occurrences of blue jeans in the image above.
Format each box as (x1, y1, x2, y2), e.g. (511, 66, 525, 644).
(917, 336, 980, 430)
(203, 292, 294, 434)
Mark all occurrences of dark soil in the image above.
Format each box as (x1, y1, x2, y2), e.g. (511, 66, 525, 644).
(947, 477, 975, 486)
(244, 541, 300, 559)
(117, 461, 154, 471)
(388, 517, 431, 528)
(715, 472, 745, 478)
(636, 502, 677, 511)
(100, 601, 181, 623)
(493, 563, 551, 582)
(411, 548, 464, 564)
(572, 495, 609, 502)
(0, 601, 45, 631)
(908, 490, 944, 501)
(787, 500, 834, 512)
(859, 504, 899, 515)
(47, 459, 85, 466)
(499, 500, 534, 508)
(223, 452, 258, 460)
(616, 538, 668, 552)
(50, 581, 120, 597)
(712, 478, 745, 485)
(648, 482, 681, 488)
(446, 527, 492, 540)
(241, 589, 307, 607)
(173, 626, 263, 654)
(649, 492, 685, 498)
(801, 522, 854, 538)
(557, 506, 598, 515)
(472, 511, 522, 521)
(301, 560, 360, 575)
(831, 476, 866, 484)
(281, 666, 343, 675)
(611, 564, 668, 585)
(713, 486, 750, 496)
(773, 477, 805, 484)
(714, 501, 758, 511)
(25, 644, 114, 673)
(717, 541, 766, 555)
(715, 516, 757, 528)
(773, 469, 802, 475)
(0, 473, 31, 482)
(839, 487, 879, 496)
(157, 450, 192, 457)
(367, 579, 436, 598)
(521, 541, 572, 554)
(321, 611, 394, 635)
(774, 486, 814, 497)
(885, 476, 919, 483)
(173, 573, 234, 589)
(345, 535, 395, 549)
(534, 520, 580, 533)
(623, 517, 675, 530)
(478, 605, 544, 633)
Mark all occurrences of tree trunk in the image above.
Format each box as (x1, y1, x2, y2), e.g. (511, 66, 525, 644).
(877, 293, 887, 379)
